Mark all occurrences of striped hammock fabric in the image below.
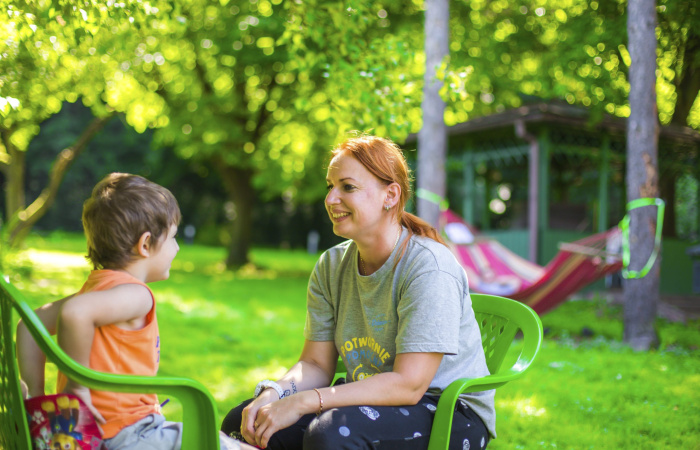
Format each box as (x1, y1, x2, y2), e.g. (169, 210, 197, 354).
(441, 210, 623, 314)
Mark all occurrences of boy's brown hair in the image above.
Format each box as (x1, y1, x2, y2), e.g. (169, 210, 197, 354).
(82, 173, 181, 270)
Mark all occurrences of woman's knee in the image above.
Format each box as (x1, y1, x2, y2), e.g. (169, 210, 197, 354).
(302, 410, 366, 449)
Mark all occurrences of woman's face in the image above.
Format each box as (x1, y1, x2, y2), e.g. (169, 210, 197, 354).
(325, 153, 389, 241)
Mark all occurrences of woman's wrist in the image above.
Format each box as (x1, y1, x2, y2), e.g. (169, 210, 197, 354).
(254, 380, 285, 399)
(312, 388, 324, 415)
(284, 379, 298, 398)
(301, 388, 324, 416)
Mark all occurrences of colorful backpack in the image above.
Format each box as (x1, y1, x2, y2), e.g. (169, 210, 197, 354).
(25, 394, 103, 450)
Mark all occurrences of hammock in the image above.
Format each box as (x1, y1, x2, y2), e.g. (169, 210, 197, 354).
(440, 209, 623, 314)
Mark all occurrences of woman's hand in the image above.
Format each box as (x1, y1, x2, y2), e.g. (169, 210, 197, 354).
(251, 391, 317, 449)
(240, 389, 279, 446)
(240, 341, 336, 447)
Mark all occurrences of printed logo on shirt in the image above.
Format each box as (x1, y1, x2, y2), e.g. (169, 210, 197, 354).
(340, 336, 391, 381)
(369, 314, 389, 333)
(156, 335, 160, 363)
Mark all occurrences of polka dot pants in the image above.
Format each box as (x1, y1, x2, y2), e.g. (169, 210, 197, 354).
(221, 394, 489, 450)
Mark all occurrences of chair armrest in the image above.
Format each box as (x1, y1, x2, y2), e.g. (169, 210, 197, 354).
(427, 371, 524, 450)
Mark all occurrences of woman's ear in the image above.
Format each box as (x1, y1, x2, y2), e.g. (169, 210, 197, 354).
(135, 231, 152, 257)
(385, 182, 401, 208)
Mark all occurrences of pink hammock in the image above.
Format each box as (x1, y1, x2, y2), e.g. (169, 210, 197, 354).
(440, 210, 623, 314)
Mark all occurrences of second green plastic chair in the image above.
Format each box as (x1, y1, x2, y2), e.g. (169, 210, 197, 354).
(427, 293, 543, 450)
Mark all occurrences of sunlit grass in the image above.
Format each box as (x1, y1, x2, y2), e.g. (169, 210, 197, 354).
(6, 232, 700, 448)
(498, 396, 548, 418)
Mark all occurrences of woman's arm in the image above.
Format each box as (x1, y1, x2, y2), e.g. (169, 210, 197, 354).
(278, 336, 339, 393)
(321, 351, 443, 407)
(249, 348, 443, 448)
(16, 295, 73, 398)
(240, 339, 338, 445)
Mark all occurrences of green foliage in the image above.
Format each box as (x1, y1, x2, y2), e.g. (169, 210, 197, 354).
(5, 0, 699, 262)
(445, 0, 625, 119)
(0, 1, 135, 147)
(1, 2, 75, 150)
(7, 232, 700, 448)
(100, 0, 341, 202)
(281, 0, 425, 142)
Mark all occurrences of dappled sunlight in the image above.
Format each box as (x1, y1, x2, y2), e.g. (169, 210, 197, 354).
(497, 395, 548, 418)
(170, 259, 281, 281)
(171, 260, 197, 273)
(210, 359, 290, 402)
(24, 249, 89, 270)
(7, 248, 89, 299)
(157, 290, 243, 320)
(256, 307, 278, 323)
(235, 263, 278, 280)
(669, 374, 700, 396)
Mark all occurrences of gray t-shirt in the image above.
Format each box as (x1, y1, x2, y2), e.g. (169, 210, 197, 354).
(304, 228, 496, 437)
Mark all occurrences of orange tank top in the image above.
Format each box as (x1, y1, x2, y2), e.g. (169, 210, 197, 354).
(57, 270, 161, 439)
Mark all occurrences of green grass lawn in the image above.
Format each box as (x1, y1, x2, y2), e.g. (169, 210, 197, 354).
(6, 232, 700, 448)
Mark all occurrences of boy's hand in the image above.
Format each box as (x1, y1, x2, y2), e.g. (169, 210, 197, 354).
(65, 384, 107, 425)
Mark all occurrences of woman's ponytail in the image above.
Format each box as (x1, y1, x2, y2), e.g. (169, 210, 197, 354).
(399, 211, 446, 245)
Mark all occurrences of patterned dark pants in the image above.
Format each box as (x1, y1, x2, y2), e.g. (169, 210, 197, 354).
(221, 394, 489, 450)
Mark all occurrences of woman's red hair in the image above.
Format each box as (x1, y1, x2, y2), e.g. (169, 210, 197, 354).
(331, 135, 446, 249)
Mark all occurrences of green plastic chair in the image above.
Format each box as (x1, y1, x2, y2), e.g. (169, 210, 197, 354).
(0, 275, 222, 450)
(334, 293, 543, 449)
(428, 294, 543, 449)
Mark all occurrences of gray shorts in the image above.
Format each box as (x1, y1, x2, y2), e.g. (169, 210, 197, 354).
(103, 414, 241, 450)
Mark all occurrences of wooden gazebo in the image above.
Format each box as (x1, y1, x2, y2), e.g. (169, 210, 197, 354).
(407, 100, 700, 295)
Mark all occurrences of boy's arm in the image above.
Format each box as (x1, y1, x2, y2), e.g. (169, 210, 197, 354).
(58, 283, 154, 424)
(16, 295, 73, 398)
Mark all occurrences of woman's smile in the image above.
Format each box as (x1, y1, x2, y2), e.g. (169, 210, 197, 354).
(330, 211, 351, 222)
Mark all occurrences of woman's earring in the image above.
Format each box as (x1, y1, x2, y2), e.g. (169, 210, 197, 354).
(384, 204, 390, 211)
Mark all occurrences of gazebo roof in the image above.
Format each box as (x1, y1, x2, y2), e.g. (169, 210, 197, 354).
(406, 101, 700, 145)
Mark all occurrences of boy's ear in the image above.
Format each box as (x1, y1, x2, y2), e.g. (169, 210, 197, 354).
(135, 231, 152, 257)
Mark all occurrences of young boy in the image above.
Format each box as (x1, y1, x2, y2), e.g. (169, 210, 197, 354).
(17, 173, 251, 450)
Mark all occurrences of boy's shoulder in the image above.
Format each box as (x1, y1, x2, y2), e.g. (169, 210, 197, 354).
(64, 271, 155, 328)
(81, 270, 151, 295)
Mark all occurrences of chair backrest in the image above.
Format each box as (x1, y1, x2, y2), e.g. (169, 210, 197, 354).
(0, 275, 221, 450)
(471, 293, 542, 377)
(0, 276, 33, 450)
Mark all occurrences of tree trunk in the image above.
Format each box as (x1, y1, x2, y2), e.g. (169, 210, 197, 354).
(216, 164, 256, 269)
(4, 113, 115, 247)
(3, 138, 26, 220)
(624, 0, 660, 351)
(416, 0, 449, 228)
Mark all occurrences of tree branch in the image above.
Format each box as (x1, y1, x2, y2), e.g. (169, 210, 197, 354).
(7, 112, 116, 245)
(251, 78, 277, 142)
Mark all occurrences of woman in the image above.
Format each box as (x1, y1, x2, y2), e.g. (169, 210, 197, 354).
(222, 135, 495, 449)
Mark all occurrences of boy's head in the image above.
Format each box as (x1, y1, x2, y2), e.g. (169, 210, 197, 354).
(82, 173, 181, 270)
